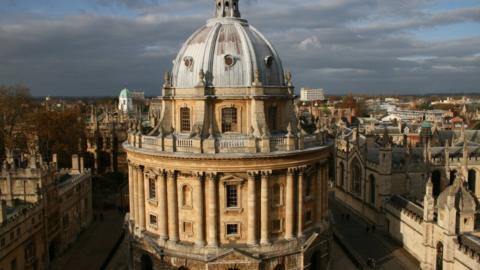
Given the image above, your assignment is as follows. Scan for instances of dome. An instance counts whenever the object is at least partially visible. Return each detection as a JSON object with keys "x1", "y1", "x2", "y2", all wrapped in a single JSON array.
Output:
[
  {"x1": 119, "y1": 88, "x2": 131, "y2": 98},
  {"x1": 436, "y1": 179, "x2": 478, "y2": 213},
  {"x1": 171, "y1": 0, "x2": 285, "y2": 89}
]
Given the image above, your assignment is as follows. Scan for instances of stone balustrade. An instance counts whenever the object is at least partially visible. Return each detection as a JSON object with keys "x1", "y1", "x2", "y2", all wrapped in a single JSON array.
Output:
[{"x1": 128, "y1": 131, "x2": 326, "y2": 154}]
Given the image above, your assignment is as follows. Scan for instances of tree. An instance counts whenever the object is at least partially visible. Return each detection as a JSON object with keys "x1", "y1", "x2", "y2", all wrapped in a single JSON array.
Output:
[{"x1": 0, "y1": 85, "x2": 32, "y2": 160}]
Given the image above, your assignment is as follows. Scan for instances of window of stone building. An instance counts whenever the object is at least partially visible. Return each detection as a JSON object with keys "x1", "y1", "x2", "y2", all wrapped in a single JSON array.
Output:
[
  {"x1": 272, "y1": 219, "x2": 283, "y2": 233},
  {"x1": 63, "y1": 215, "x2": 69, "y2": 228},
  {"x1": 267, "y1": 106, "x2": 277, "y2": 131},
  {"x1": 351, "y1": 163, "x2": 362, "y2": 195},
  {"x1": 370, "y1": 175, "x2": 376, "y2": 204},
  {"x1": 24, "y1": 241, "x2": 35, "y2": 263},
  {"x1": 149, "y1": 215, "x2": 157, "y2": 227},
  {"x1": 0, "y1": 238, "x2": 4, "y2": 247},
  {"x1": 183, "y1": 221, "x2": 194, "y2": 237},
  {"x1": 226, "y1": 185, "x2": 238, "y2": 208},
  {"x1": 305, "y1": 210, "x2": 313, "y2": 224},
  {"x1": 182, "y1": 185, "x2": 193, "y2": 208},
  {"x1": 226, "y1": 223, "x2": 239, "y2": 236},
  {"x1": 221, "y1": 107, "x2": 238, "y2": 133},
  {"x1": 10, "y1": 258, "x2": 17, "y2": 270},
  {"x1": 180, "y1": 107, "x2": 191, "y2": 132},
  {"x1": 305, "y1": 175, "x2": 313, "y2": 198},
  {"x1": 272, "y1": 184, "x2": 284, "y2": 206},
  {"x1": 148, "y1": 178, "x2": 156, "y2": 200}
]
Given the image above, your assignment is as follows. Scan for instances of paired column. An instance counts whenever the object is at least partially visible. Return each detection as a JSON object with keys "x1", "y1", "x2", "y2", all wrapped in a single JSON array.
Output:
[
  {"x1": 206, "y1": 173, "x2": 218, "y2": 247},
  {"x1": 195, "y1": 172, "x2": 205, "y2": 246},
  {"x1": 285, "y1": 168, "x2": 295, "y2": 240},
  {"x1": 167, "y1": 170, "x2": 179, "y2": 242},
  {"x1": 260, "y1": 170, "x2": 271, "y2": 245},
  {"x1": 247, "y1": 171, "x2": 258, "y2": 246},
  {"x1": 128, "y1": 163, "x2": 135, "y2": 223},
  {"x1": 137, "y1": 166, "x2": 146, "y2": 230},
  {"x1": 297, "y1": 167, "x2": 306, "y2": 238},
  {"x1": 317, "y1": 163, "x2": 325, "y2": 226},
  {"x1": 158, "y1": 171, "x2": 168, "y2": 240}
]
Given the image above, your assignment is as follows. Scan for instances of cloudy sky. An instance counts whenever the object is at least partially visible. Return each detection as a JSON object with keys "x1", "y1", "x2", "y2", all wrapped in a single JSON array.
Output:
[{"x1": 0, "y1": 0, "x2": 479, "y2": 96}]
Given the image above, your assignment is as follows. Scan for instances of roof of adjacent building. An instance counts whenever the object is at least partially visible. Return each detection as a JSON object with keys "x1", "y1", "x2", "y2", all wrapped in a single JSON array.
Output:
[{"x1": 119, "y1": 88, "x2": 131, "y2": 98}]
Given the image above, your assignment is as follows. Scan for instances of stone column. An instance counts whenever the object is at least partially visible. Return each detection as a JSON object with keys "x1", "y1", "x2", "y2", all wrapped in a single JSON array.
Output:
[
  {"x1": 285, "y1": 168, "x2": 295, "y2": 240},
  {"x1": 167, "y1": 170, "x2": 179, "y2": 242},
  {"x1": 297, "y1": 167, "x2": 306, "y2": 238},
  {"x1": 128, "y1": 163, "x2": 135, "y2": 222},
  {"x1": 137, "y1": 166, "x2": 146, "y2": 230},
  {"x1": 132, "y1": 165, "x2": 139, "y2": 226},
  {"x1": 158, "y1": 171, "x2": 168, "y2": 240},
  {"x1": 260, "y1": 170, "x2": 272, "y2": 245},
  {"x1": 316, "y1": 164, "x2": 324, "y2": 226},
  {"x1": 206, "y1": 173, "x2": 218, "y2": 247},
  {"x1": 195, "y1": 172, "x2": 205, "y2": 247},
  {"x1": 247, "y1": 171, "x2": 258, "y2": 246}
]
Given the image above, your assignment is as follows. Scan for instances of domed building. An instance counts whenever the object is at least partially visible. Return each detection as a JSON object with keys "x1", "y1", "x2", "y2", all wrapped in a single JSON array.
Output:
[{"x1": 125, "y1": 1, "x2": 332, "y2": 269}]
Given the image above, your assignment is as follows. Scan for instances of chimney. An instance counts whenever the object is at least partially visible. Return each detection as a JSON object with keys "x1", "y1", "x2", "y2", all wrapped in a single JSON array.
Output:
[
  {"x1": 0, "y1": 200, "x2": 6, "y2": 224},
  {"x1": 52, "y1": 154, "x2": 58, "y2": 170},
  {"x1": 71, "y1": 154, "x2": 80, "y2": 174}
]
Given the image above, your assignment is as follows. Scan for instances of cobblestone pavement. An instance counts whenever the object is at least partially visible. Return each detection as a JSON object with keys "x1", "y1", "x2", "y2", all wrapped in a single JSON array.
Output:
[
  {"x1": 51, "y1": 210, "x2": 125, "y2": 270},
  {"x1": 106, "y1": 235, "x2": 129, "y2": 270},
  {"x1": 331, "y1": 197, "x2": 421, "y2": 270},
  {"x1": 330, "y1": 240, "x2": 357, "y2": 270}
]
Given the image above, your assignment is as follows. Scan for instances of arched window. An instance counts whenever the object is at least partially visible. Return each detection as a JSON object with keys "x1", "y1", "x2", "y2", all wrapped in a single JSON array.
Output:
[
  {"x1": 369, "y1": 175, "x2": 376, "y2": 204},
  {"x1": 267, "y1": 106, "x2": 277, "y2": 131},
  {"x1": 221, "y1": 107, "x2": 238, "y2": 133},
  {"x1": 432, "y1": 170, "x2": 441, "y2": 197},
  {"x1": 180, "y1": 107, "x2": 191, "y2": 132},
  {"x1": 436, "y1": 242, "x2": 444, "y2": 270},
  {"x1": 182, "y1": 185, "x2": 192, "y2": 207},
  {"x1": 272, "y1": 184, "x2": 283, "y2": 206},
  {"x1": 351, "y1": 162, "x2": 362, "y2": 195},
  {"x1": 468, "y1": 169, "x2": 476, "y2": 193},
  {"x1": 140, "y1": 254, "x2": 153, "y2": 270}
]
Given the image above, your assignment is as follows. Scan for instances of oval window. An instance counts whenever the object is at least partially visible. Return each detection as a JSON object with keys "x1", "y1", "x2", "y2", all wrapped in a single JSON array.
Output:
[
  {"x1": 183, "y1": 56, "x2": 193, "y2": 70},
  {"x1": 225, "y1": 54, "x2": 235, "y2": 67}
]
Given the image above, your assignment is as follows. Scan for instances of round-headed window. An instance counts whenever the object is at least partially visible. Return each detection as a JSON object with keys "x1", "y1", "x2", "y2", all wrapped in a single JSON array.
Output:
[
  {"x1": 183, "y1": 56, "x2": 193, "y2": 70},
  {"x1": 224, "y1": 54, "x2": 235, "y2": 67}
]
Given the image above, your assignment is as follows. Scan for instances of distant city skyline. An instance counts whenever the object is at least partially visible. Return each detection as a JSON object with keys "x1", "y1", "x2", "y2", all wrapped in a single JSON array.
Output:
[{"x1": 0, "y1": 0, "x2": 479, "y2": 96}]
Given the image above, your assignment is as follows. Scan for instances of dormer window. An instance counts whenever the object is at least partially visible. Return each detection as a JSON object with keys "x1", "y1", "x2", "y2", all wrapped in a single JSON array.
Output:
[
  {"x1": 224, "y1": 54, "x2": 235, "y2": 67},
  {"x1": 265, "y1": 55, "x2": 273, "y2": 67}
]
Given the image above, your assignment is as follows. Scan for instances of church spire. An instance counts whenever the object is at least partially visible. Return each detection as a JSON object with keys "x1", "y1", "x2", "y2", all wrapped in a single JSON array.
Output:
[{"x1": 215, "y1": 0, "x2": 241, "y2": 18}]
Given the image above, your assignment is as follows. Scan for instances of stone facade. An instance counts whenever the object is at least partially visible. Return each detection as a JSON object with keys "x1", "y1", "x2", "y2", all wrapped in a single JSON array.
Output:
[
  {"x1": 335, "y1": 125, "x2": 480, "y2": 269},
  {"x1": 125, "y1": 1, "x2": 332, "y2": 269}
]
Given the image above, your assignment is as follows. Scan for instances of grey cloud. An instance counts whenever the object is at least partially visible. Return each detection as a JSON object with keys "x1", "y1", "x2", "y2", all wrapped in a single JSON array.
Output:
[{"x1": 0, "y1": 0, "x2": 479, "y2": 96}]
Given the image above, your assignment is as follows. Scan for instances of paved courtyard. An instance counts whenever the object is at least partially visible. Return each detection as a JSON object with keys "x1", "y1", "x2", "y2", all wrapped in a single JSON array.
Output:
[{"x1": 331, "y1": 196, "x2": 421, "y2": 270}]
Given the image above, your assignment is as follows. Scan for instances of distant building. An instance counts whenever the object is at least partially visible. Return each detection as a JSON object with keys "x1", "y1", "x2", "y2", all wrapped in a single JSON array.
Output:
[
  {"x1": 300, "y1": 88, "x2": 326, "y2": 102},
  {"x1": 0, "y1": 154, "x2": 93, "y2": 268},
  {"x1": 118, "y1": 88, "x2": 133, "y2": 113}
]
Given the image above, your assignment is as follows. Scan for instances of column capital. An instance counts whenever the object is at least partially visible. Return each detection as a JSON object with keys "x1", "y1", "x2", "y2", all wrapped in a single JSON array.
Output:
[
  {"x1": 247, "y1": 171, "x2": 260, "y2": 178},
  {"x1": 166, "y1": 170, "x2": 176, "y2": 177},
  {"x1": 191, "y1": 171, "x2": 205, "y2": 178},
  {"x1": 297, "y1": 165, "x2": 307, "y2": 175},
  {"x1": 205, "y1": 172, "x2": 218, "y2": 179},
  {"x1": 260, "y1": 170, "x2": 272, "y2": 176},
  {"x1": 287, "y1": 167, "x2": 296, "y2": 174}
]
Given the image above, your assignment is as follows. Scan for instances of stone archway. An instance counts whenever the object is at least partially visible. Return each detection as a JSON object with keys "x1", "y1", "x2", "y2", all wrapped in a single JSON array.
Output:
[
  {"x1": 436, "y1": 242, "x2": 444, "y2": 270},
  {"x1": 468, "y1": 169, "x2": 476, "y2": 193},
  {"x1": 431, "y1": 170, "x2": 441, "y2": 197},
  {"x1": 140, "y1": 254, "x2": 154, "y2": 270}
]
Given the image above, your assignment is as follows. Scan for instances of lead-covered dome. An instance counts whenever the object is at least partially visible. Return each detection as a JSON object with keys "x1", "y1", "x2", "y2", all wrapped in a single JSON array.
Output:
[{"x1": 171, "y1": 0, "x2": 285, "y2": 88}]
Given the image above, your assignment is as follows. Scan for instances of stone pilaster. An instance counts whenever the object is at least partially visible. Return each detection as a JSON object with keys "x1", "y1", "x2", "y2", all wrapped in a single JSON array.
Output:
[
  {"x1": 260, "y1": 170, "x2": 272, "y2": 245},
  {"x1": 137, "y1": 166, "x2": 146, "y2": 230},
  {"x1": 167, "y1": 170, "x2": 179, "y2": 242},
  {"x1": 247, "y1": 171, "x2": 258, "y2": 246},
  {"x1": 132, "y1": 165, "x2": 139, "y2": 227},
  {"x1": 194, "y1": 172, "x2": 205, "y2": 247},
  {"x1": 316, "y1": 164, "x2": 323, "y2": 227},
  {"x1": 297, "y1": 166, "x2": 306, "y2": 238},
  {"x1": 206, "y1": 172, "x2": 218, "y2": 247},
  {"x1": 285, "y1": 168, "x2": 295, "y2": 240},
  {"x1": 158, "y1": 170, "x2": 168, "y2": 240}
]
